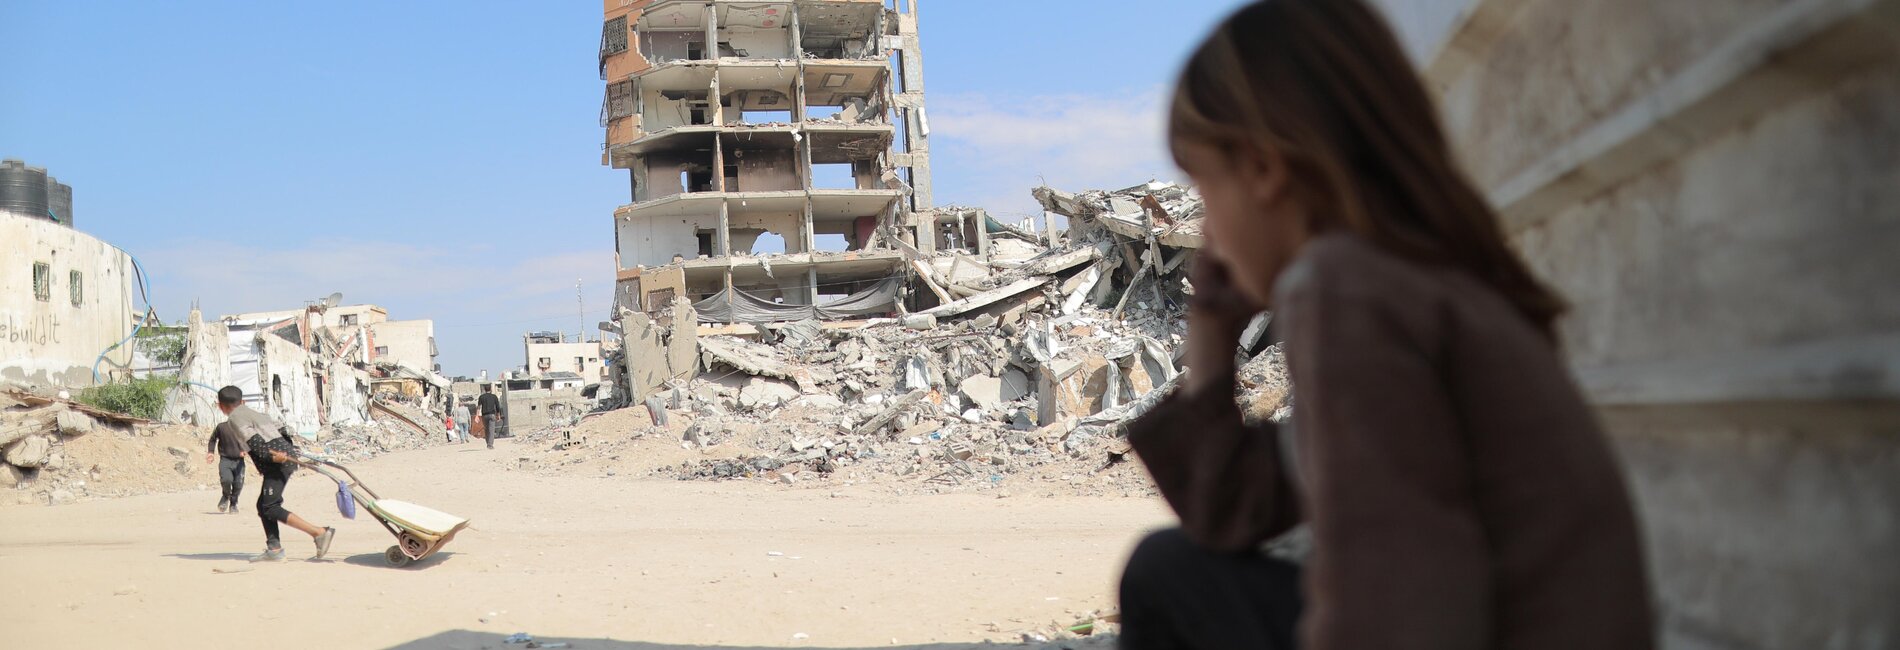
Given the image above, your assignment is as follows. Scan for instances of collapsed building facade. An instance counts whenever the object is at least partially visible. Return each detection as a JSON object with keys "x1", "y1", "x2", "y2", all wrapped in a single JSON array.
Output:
[{"x1": 165, "y1": 302, "x2": 452, "y2": 450}]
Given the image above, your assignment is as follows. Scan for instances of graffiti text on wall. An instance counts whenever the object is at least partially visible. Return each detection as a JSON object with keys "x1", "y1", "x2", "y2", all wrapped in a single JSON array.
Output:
[{"x1": 0, "y1": 312, "x2": 63, "y2": 347}]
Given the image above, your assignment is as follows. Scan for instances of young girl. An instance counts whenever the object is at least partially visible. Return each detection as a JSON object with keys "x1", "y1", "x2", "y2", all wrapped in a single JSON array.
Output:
[{"x1": 1118, "y1": 2, "x2": 1653, "y2": 648}]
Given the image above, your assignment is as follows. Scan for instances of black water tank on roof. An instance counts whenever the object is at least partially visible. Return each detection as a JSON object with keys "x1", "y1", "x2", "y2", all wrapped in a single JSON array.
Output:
[
  {"x1": 0, "y1": 159, "x2": 52, "y2": 222},
  {"x1": 46, "y1": 176, "x2": 73, "y2": 227}
]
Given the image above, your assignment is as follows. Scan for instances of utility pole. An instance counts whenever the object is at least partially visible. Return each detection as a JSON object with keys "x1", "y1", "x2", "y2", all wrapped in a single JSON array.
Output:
[{"x1": 576, "y1": 278, "x2": 585, "y2": 343}]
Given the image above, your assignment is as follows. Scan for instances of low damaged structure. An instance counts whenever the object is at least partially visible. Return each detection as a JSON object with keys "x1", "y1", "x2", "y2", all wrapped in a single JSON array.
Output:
[{"x1": 165, "y1": 302, "x2": 453, "y2": 443}]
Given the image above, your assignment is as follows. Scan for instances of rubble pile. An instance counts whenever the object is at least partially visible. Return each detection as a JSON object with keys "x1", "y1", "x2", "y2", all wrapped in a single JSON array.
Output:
[
  {"x1": 314, "y1": 398, "x2": 456, "y2": 464},
  {"x1": 526, "y1": 180, "x2": 1290, "y2": 496},
  {"x1": 0, "y1": 387, "x2": 218, "y2": 506},
  {"x1": 0, "y1": 380, "x2": 458, "y2": 507}
]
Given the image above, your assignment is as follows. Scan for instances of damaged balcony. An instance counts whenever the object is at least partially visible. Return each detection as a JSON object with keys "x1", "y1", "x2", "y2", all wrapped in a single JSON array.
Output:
[
  {"x1": 794, "y1": 0, "x2": 886, "y2": 61},
  {"x1": 606, "y1": 59, "x2": 892, "y2": 166},
  {"x1": 636, "y1": 1, "x2": 797, "y2": 65},
  {"x1": 622, "y1": 129, "x2": 895, "y2": 202}
]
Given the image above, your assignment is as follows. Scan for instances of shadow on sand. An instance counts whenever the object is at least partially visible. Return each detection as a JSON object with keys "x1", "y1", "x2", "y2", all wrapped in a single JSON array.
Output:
[
  {"x1": 164, "y1": 552, "x2": 256, "y2": 561},
  {"x1": 382, "y1": 630, "x2": 1116, "y2": 650},
  {"x1": 341, "y1": 550, "x2": 457, "y2": 570}
]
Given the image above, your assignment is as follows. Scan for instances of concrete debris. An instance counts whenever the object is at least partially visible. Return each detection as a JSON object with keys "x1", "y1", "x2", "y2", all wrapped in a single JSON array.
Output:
[
  {"x1": 524, "y1": 179, "x2": 1270, "y2": 498},
  {"x1": 5, "y1": 434, "x2": 53, "y2": 468},
  {"x1": 737, "y1": 378, "x2": 800, "y2": 411}
]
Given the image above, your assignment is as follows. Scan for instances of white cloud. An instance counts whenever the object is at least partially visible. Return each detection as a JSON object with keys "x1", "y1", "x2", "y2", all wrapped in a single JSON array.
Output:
[
  {"x1": 929, "y1": 89, "x2": 1182, "y2": 218},
  {"x1": 138, "y1": 238, "x2": 614, "y2": 377}
]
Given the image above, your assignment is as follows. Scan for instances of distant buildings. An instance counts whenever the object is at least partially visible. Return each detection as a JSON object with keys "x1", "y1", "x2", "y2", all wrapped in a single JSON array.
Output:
[{"x1": 522, "y1": 330, "x2": 609, "y2": 384}]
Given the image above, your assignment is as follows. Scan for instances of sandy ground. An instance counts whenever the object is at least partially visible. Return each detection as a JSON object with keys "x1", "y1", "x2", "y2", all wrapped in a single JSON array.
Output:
[{"x1": 0, "y1": 438, "x2": 1174, "y2": 649}]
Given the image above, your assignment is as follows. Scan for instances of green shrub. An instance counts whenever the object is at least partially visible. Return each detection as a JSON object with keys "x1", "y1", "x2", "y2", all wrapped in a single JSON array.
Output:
[
  {"x1": 76, "y1": 377, "x2": 175, "y2": 420},
  {"x1": 136, "y1": 330, "x2": 188, "y2": 366}
]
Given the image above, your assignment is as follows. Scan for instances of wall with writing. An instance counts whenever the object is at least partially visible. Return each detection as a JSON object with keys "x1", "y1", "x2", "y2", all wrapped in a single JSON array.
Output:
[{"x1": 0, "y1": 214, "x2": 136, "y2": 387}]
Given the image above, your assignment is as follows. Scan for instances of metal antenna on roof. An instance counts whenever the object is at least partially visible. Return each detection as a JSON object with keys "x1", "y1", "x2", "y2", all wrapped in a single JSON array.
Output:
[{"x1": 576, "y1": 278, "x2": 585, "y2": 343}]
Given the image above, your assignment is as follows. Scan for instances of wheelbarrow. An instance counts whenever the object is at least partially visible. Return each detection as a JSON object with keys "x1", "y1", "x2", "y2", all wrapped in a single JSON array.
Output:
[{"x1": 295, "y1": 454, "x2": 470, "y2": 567}]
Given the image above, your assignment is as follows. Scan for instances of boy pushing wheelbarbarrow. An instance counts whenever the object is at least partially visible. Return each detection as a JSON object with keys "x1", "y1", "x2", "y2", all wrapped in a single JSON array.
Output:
[{"x1": 212, "y1": 386, "x2": 336, "y2": 562}]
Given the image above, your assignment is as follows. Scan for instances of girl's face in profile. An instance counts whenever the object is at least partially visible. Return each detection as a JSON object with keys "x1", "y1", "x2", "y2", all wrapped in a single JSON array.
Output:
[{"x1": 1173, "y1": 138, "x2": 1307, "y2": 308}]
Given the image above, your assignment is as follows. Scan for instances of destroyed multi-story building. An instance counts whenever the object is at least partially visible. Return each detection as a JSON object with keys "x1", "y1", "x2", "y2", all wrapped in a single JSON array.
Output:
[{"x1": 599, "y1": 0, "x2": 937, "y2": 324}]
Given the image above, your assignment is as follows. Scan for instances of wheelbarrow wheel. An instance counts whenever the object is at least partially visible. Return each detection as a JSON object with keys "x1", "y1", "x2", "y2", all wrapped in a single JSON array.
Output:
[{"x1": 385, "y1": 545, "x2": 412, "y2": 568}]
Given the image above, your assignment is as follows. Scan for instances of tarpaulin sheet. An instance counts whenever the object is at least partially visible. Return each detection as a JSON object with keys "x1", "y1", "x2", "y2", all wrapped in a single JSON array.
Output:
[{"x1": 696, "y1": 276, "x2": 902, "y2": 324}]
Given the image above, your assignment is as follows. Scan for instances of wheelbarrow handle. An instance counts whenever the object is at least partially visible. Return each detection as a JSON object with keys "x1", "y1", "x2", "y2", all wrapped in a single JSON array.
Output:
[{"x1": 292, "y1": 453, "x2": 381, "y2": 501}]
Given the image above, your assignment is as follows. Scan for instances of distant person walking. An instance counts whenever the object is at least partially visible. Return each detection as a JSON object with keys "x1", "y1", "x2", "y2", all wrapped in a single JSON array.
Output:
[
  {"x1": 215, "y1": 386, "x2": 336, "y2": 562},
  {"x1": 456, "y1": 401, "x2": 473, "y2": 444},
  {"x1": 203, "y1": 414, "x2": 249, "y2": 514},
  {"x1": 477, "y1": 390, "x2": 502, "y2": 450}
]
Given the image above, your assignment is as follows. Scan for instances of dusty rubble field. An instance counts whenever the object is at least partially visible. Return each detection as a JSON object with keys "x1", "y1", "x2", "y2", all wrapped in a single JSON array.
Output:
[
  {"x1": 508, "y1": 404, "x2": 1160, "y2": 500},
  {"x1": 1, "y1": 400, "x2": 455, "y2": 509},
  {"x1": 0, "y1": 438, "x2": 1172, "y2": 649}
]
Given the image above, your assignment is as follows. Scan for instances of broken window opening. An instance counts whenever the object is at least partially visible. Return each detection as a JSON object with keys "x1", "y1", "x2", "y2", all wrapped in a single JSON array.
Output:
[
  {"x1": 340, "y1": 314, "x2": 358, "y2": 327},
  {"x1": 891, "y1": 112, "x2": 911, "y2": 153},
  {"x1": 722, "y1": 89, "x2": 792, "y2": 124},
  {"x1": 751, "y1": 231, "x2": 787, "y2": 255},
  {"x1": 68, "y1": 270, "x2": 83, "y2": 306},
  {"x1": 654, "y1": 90, "x2": 714, "y2": 128},
  {"x1": 813, "y1": 233, "x2": 851, "y2": 253},
  {"x1": 739, "y1": 110, "x2": 792, "y2": 125},
  {"x1": 723, "y1": 161, "x2": 740, "y2": 191},
  {"x1": 375, "y1": 346, "x2": 390, "y2": 357},
  {"x1": 638, "y1": 29, "x2": 706, "y2": 63},
  {"x1": 807, "y1": 97, "x2": 876, "y2": 124},
  {"x1": 687, "y1": 165, "x2": 716, "y2": 193},
  {"x1": 32, "y1": 262, "x2": 51, "y2": 301},
  {"x1": 696, "y1": 231, "x2": 716, "y2": 257},
  {"x1": 811, "y1": 163, "x2": 860, "y2": 190},
  {"x1": 892, "y1": 51, "x2": 908, "y2": 93}
]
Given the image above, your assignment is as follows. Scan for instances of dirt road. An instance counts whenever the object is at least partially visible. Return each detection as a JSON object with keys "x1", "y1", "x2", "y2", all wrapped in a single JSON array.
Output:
[{"x1": 0, "y1": 439, "x2": 1172, "y2": 649}]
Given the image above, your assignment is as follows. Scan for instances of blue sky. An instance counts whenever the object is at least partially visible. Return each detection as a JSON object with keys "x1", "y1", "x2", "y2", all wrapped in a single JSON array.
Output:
[{"x1": 1, "y1": 1, "x2": 1237, "y2": 377}]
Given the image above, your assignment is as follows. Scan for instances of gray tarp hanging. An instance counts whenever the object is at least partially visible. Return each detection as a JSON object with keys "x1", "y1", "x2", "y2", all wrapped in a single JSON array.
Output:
[{"x1": 695, "y1": 276, "x2": 903, "y2": 324}]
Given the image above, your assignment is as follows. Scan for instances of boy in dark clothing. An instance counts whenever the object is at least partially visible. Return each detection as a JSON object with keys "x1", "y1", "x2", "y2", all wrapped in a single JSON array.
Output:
[
  {"x1": 214, "y1": 386, "x2": 336, "y2": 562},
  {"x1": 203, "y1": 418, "x2": 250, "y2": 514}
]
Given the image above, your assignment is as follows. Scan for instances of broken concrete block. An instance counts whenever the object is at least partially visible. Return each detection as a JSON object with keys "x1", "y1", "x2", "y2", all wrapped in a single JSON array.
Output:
[
  {"x1": 902, "y1": 314, "x2": 938, "y2": 330},
  {"x1": 4, "y1": 435, "x2": 53, "y2": 469},
  {"x1": 55, "y1": 410, "x2": 94, "y2": 436},
  {"x1": 902, "y1": 357, "x2": 932, "y2": 391},
  {"x1": 794, "y1": 394, "x2": 845, "y2": 410},
  {"x1": 644, "y1": 396, "x2": 670, "y2": 426},
  {"x1": 0, "y1": 463, "x2": 25, "y2": 488},
  {"x1": 958, "y1": 375, "x2": 1005, "y2": 412},
  {"x1": 738, "y1": 378, "x2": 800, "y2": 411},
  {"x1": 1000, "y1": 369, "x2": 1032, "y2": 402},
  {"x1": 1036, "y1": 355, "x2": 1112, "y2": 424}
]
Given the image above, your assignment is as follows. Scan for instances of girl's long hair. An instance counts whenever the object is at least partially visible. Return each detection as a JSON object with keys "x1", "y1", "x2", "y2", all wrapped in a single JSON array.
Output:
[{"x1": 1171, "y1": 0, "x2": 1566, "y2": 339}]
